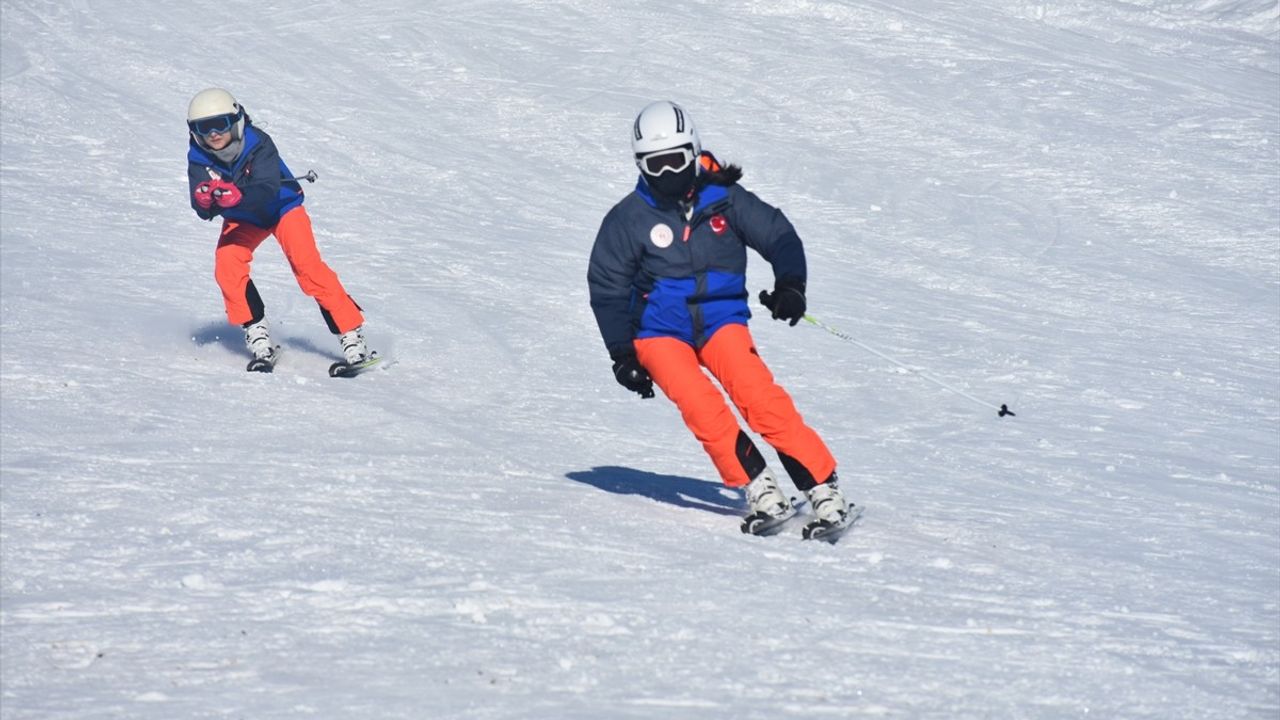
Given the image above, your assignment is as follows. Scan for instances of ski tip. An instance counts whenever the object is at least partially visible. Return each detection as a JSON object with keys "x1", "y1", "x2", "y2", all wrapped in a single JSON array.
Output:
[
  {"x1": 328, "y1": 355, "x2": 383, "y2": 378},
  {"x1": 245, "y1": 346, "x2": 281, "y2": 373},
  {"x1": 246, "y1": 357, "x2": 277, "y2": 373},
  {"x1": 802, "y1": 506, "x2": 863, "y2": 543},
  {"x1": 801, "y1": 521, "x2": 844, "y2": 543},
  {"x1": 740, "y1": 513, "x2": 767, "y2": 535},
  {"x1": 740, "y1": 508, "x2": 798, "y2": 537}
]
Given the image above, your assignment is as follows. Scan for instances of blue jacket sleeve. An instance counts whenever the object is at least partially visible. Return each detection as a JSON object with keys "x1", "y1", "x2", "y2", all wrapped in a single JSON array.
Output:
[
  {"x1": 727, "y1": 185, "x2": 807, "y2": 284},
  {"x1": 587, "y1": 206, "x2": 644, "y2": 358}
]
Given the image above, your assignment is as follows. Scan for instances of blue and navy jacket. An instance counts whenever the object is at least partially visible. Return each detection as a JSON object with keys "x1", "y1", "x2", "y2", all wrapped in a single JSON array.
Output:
[
  {"x1": 187, "y1": 123, "x2": 304, "y2": 228},
  {"x1": 588, "y1": 154, "x2": 807, "y2": 358}
]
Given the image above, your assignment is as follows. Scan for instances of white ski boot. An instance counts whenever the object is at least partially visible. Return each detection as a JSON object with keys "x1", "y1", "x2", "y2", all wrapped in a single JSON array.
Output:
[
  {"x1": 740, "y1": 468, "x2": 797, "y2": 536},
  {"x1": 802, "y1": 478, "x2": 860, "y2": 542},
  {"x1": 330, "y1": 326, "x2": 380, "y2": 377},
  {"x1": 339, "y1": 326, "x2": 371, "y2": 364},
  {"x1": 243, "y1": 320, "x2": 278, "y2": 372}
]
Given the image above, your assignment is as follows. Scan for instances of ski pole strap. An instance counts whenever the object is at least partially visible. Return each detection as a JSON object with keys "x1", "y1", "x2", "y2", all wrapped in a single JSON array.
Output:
[{"x1": 802, "y1": 314, "x2": 1014, "y2": 417}]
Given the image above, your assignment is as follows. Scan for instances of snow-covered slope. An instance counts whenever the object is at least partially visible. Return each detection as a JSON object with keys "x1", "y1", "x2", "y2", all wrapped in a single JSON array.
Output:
[{"x1": 2, "y1": 1, "x2": 1277, "y2": 718}]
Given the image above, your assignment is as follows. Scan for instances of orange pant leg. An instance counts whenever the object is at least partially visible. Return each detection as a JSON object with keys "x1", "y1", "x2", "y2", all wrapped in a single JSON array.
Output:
[
  {"x1": 635, "y1": 336, "x2": 753, "y2": 487},
  {"x1": 215, "y1": 220, "x2": 271, "y2": 326},
  {"x1": 699, "y1": 324, "x2": 837, "y2": 487},
  {"x1": 273, "y1": 207, "x2": 365, "y2": 333}
]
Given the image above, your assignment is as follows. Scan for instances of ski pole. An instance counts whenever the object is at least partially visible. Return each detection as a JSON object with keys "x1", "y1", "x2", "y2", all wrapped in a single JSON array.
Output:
[
  {"x1": 801, "y1": 313, "x2": 1015, "y2": 417},
  {"x1": 287, "y1": 170, "x2": 318, "y2": 183}
]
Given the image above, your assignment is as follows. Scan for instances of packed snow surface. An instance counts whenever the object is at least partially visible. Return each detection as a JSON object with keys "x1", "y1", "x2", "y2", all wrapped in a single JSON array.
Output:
[{"x1": 2, "y1": 1, "x2": 1277, "y2": 718}]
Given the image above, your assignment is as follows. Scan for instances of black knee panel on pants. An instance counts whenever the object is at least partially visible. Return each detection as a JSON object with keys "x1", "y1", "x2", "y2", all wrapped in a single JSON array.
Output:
[
  {"x1": 778, "y1": 451, "x2": 820, "y2": 492},
  {"x1": 319, "y1": 295, "x2": 363, "y2": 334},
  {"x1": 735, "y1": 431, "x2": 767, "y2": 481},
  {"x1": 243, "y1": 280, "x2": 265, "y2": 326}
]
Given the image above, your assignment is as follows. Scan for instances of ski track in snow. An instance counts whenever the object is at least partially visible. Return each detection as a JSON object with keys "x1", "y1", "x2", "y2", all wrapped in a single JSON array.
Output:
[{"x1": 1, "y1": 1, "x2": 1277, "y2": 718}]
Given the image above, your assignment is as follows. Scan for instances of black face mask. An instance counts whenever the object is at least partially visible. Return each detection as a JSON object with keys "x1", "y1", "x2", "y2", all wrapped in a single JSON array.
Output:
[{"x1": 645, "y1": 164, "x2": 697, "y2": 203}]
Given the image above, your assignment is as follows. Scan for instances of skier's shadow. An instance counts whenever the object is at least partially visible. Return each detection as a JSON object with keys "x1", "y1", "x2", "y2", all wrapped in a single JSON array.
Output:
[
  {"x1": 565, "y1": 466, "x2": 742, "y2": 516},
  {"x1": 191, "y1": 323, "x2": 246, "y2": 356},
  {"x1": 280, "y1": 335, "x2": 336, "y2": 360},
  {"x1": 190, "y1": 323, "x2": 334, "y2": 360}
]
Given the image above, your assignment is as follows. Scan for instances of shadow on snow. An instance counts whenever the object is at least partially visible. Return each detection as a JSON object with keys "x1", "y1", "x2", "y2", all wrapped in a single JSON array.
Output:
[
  {"x1": 191, "y1": 322, "x2": 337, "y2": 360},
  {"x1": 191, "y1": 322, "x2": 246, "y2": 357},
  {"x1": 565, "y1": 466, "x2": 743, "y2": 516}
]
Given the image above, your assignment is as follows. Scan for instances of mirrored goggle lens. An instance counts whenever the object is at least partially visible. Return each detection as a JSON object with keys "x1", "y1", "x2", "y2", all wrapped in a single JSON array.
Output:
[
  {"x1": 638, "y1": 147, "x2": 694, "y2": 176},
  {"x1": 190, "y1": 113, "x2": 238, "y2": 136}
]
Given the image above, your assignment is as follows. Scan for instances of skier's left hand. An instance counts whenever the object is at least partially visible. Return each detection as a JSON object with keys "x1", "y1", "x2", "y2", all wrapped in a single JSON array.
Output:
[
  {"x1": 759, "y1": 277, "x2": 806, "y2": 326},
  {"x1": 210, "y1": 178, "x2": 242, "y2": 208},
  {"x1": 611, "y1": 351, "x2": 655, "y2": 399}
]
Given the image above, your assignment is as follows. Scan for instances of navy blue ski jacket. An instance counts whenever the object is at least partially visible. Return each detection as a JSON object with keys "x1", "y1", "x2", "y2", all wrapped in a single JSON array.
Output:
[
  {"x1": 588, "y1": 155, "x2": 807, "y2": 358},
  {"x1": 187, "y1": 124, "x2": 304, "y2": 227}
]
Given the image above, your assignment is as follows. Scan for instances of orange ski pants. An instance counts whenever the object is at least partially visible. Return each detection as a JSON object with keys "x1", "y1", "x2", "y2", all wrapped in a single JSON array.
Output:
[
  {"x1": 635, "y1": 323, "x2": 836, "y2": 488},
  {"x1": 214, "y1": 206, "x2": 364, "y2": 333}
]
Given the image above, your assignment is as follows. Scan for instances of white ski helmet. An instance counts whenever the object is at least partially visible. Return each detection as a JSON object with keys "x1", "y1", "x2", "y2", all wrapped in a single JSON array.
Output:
[
  {"x1": 631, "y1": 101, "x2": 701, "y2": 160},
  {"x1": 187, "y1": 87, "x2": 245, "y2": 143}
]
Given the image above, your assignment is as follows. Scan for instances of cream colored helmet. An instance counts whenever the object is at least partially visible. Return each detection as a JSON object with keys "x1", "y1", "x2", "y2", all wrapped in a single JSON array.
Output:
[{"x1": 187, "y1": 88, "x2": 245, "y2": 144}]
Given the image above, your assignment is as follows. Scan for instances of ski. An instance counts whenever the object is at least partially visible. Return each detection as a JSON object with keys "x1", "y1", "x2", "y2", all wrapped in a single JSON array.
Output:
[
  {"x1": 328, "y1": 354, "x2": 382, "y2": 378},
  {"x1": 801, "y1": 504, "x2": 864, "y2": 544},
  {"x1": 245, "y1": 347, "x2": 281, "y2": 373}
]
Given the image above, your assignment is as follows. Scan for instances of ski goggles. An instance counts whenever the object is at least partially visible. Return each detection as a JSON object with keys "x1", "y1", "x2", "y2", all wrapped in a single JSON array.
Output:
[
  {"x1": 636, "y1": 145, "x2": 696, "y2": 177},
  {"x1": 188, "y1": 110, "x2": 241, "y2": 137}
]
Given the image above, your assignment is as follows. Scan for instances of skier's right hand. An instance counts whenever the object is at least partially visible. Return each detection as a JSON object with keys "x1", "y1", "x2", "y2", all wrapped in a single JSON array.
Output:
[
  {"x1": 611, "y1": 351, "x2": 655, "y2": 399},
  {"x1": 193, "y1": 181, "x2": 215, "y2": 209}
]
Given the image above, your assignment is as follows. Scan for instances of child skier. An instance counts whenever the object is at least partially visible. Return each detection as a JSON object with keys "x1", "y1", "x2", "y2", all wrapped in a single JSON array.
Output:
[
  {"x1": 587, "y1": 101, "x2": 858, "y2": 539},
  {"x1": 185, "y1": 87, "x2": 376, "y2": 373}
]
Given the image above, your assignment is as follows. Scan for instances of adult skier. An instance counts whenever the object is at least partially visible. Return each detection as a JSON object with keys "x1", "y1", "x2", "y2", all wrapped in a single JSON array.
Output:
[
  {"x1": 587, "y1": 101, "x2": 857, "y2": 538},
  {"x1": 185, "y1": 87, "x2": 376, "y2": 373}
]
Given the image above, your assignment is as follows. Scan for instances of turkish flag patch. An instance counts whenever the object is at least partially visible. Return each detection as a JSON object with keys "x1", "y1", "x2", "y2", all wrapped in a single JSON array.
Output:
[{"x1": 710, "y1": 214, "x2": 728, "y2": 235}]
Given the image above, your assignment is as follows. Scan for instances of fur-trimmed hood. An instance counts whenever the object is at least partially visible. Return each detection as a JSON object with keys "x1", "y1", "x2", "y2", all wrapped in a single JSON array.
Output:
[{"x1": 696, "y1": 150, "x2": 743, "y2": 188}]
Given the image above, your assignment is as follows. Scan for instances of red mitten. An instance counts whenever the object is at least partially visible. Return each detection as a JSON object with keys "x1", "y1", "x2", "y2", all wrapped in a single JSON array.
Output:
[
  {"x1": 210, "y1": 178, "x2": 242, "y2": 208},
  {"x1": 193, "y1": 181, "x2": 214, "y2": 209}
]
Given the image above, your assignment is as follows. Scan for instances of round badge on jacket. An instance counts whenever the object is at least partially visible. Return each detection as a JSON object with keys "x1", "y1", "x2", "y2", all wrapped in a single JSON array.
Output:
[{"x1": 650, "y1": 223, "x2": 674, "y2": 248}]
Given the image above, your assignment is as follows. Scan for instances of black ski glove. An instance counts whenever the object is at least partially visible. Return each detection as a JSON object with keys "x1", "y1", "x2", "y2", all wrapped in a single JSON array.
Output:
[
  {"x1": 759, "y1": 277, "x2": 807, "y2": 326},
  {"x1": 611, "y1": 350, "x2": 655, "y2": 399}
]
